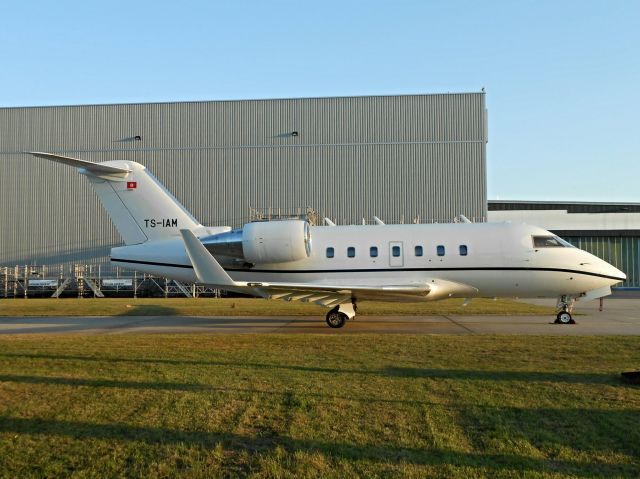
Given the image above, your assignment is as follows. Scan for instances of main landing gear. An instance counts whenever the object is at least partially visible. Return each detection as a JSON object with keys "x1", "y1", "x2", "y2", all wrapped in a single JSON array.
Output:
[
  {"x1": 555, "y1": 295, "x2": 576, "y2": 324},
  {"x1": 325, "y1": 303, "x2": 357, "y2": 329}
]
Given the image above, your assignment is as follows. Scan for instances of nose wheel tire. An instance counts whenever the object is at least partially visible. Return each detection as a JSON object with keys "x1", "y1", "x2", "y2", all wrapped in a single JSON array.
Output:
[
  {"x1": 326, "y1": 310, "x2": 347, "y2": 328},
  {"x1": 555, "y1": 311, "x2": 574, "y2": 324}
]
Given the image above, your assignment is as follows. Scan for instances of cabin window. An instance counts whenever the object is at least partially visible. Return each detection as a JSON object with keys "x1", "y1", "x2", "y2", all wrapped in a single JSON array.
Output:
[
  {"x1": 414, "y1": 245, "x2": 423, "y2": 257},
  {"x1": 437, "y1": 245, "x2": 445, "y2": 256},
  {"x1": 326, "y1": 247, "x2": 334, "y2": 258},
  {"x1": 347, "y1": 246, "x2": 356, "y2": 258},
  {"x1": 459, "y1": 245, "x2": 468, "y2": 256},
  {"x1": 392, "y1": 245, "x2": 401, "y2": 257},
  {"x1": 370, "y1": 246, "x2": 378, "y2": 257},
  {"x1": 532, "y1": 235, "x2": 572, "y2": 248}
]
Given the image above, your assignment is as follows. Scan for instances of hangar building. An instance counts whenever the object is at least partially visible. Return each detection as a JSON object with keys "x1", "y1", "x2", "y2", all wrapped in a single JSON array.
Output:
[
  {"x1": 489, "y1": 201, "x2": 640, "y2": 289},
  {"x1": 0, "y1": 93, "x2": 488, "y2": 272}
]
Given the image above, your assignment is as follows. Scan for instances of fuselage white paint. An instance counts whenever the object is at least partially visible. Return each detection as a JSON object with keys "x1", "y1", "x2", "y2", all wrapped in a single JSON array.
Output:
[{"x1": 112, "y1": 222, "x2": 625, "y2": 300}]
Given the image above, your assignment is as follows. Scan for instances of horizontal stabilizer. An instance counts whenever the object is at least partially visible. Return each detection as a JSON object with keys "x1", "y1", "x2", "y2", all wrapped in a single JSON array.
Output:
[{"x1": 27, "y1": 152, "x2": 130, "y2": 176}]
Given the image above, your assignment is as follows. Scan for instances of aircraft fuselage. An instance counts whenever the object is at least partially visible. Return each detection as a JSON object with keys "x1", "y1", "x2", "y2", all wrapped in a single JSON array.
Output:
[{"x1": 111, "y1": 221, "x2": 624, "y2": 301}]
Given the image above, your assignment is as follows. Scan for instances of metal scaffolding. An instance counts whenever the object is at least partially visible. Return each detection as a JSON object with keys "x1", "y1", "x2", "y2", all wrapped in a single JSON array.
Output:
[{"x1": 0, "y1": 264, "x2": 221, "y2": 299}]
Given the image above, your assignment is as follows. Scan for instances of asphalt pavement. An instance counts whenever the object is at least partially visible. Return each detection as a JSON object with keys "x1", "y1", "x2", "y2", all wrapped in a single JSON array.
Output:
[{"x1": 0, "y1": 296, "x2": 638, "y2": 335}]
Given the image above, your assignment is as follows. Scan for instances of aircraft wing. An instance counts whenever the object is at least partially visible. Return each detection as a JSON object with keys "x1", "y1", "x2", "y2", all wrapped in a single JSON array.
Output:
[
  {"x1": 246, "y1": 279, "x2": 476, "y2": 307},
  {"x1": 180, "y1": 229, "x2": 477, "y2": 307}
]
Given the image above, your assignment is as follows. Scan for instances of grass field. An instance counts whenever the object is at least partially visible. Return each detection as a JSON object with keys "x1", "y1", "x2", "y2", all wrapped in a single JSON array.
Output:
[
  {"x1": 0, "y1": 297, "x2": 553, "y2": 317},
  {"x1": 0, "y1": 334, "x2": 638, "y2": 478}
]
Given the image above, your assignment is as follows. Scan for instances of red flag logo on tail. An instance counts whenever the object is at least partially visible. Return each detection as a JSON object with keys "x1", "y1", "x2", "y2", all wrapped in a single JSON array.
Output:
[{"x1": 127, "y1": 181, "x2": 137, "y2": 189}]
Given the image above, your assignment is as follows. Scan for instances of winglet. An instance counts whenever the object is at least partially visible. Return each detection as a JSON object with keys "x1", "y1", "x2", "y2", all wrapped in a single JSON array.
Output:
[
  {"x1": 27, "y1": 151, "x2": 131, "y2": 176},
  {"x1": 180, "y1": 229, "x2": 237, "y2": 286}
]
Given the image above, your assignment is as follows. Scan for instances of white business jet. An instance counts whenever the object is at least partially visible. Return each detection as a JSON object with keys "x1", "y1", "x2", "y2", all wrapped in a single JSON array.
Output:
[{"x1": 29, "y1": 152, "x2": 626, "y2": 328}]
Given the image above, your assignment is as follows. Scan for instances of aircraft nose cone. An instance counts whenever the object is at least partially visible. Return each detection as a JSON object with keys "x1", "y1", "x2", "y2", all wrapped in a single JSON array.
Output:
[
  {"x1": 599, "y1": 258, "x2": 626, "y2": 282},
  {"x1": 609, "y1": 265, "x2": 627, "y2": 282}
]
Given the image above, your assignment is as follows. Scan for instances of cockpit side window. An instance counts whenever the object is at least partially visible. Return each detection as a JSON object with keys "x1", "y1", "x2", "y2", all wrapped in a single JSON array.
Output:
[{"x1": 532, "y1": 235, "x2": 573, "y2": 248}]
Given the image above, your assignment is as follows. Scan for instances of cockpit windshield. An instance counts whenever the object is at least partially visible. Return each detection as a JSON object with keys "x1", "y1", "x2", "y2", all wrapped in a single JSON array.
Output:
[{"x1": 532, "y1": 235, "x2": 574, "y2": 248}]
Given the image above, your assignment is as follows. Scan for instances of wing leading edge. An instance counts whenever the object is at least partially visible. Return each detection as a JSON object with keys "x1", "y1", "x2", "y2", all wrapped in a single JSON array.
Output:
[{"x1": 180, "y1": 229, "x2": 478, "y2": 307}]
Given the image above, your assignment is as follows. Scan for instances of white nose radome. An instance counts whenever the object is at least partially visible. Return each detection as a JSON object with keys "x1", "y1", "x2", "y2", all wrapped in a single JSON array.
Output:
[
  {"x1": 580, "y1": 251, "x2": 626, "y2": 283},
  {"x1": 595, "y1": 256, "x2": 626, "y2": 283},
  {"x1": 607, "y1": 264, "x2": 626, "y2": 282}
]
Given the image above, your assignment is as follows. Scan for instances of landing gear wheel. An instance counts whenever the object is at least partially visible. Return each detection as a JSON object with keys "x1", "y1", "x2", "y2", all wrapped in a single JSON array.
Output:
[
  {"x1": 555, "y1": 311, "x2": 574, "y2": 324},
  {"x1": 326, "y1": 309, "x2": 347, "y2": 328}
]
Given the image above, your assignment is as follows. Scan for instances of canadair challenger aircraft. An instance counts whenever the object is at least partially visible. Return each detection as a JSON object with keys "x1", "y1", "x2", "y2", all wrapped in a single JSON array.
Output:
[{"x1": 29, "y1": 152, "x2": 626, "y2": 328}]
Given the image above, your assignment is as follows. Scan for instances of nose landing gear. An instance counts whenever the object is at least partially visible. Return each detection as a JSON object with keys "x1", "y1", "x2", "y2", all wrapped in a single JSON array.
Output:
[{"x1": 555, "y1": 295, "x2": 576, "y2": 324}]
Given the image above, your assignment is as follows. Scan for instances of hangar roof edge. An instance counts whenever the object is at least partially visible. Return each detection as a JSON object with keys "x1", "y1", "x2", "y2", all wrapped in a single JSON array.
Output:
[
  {"x1": 0, "y1": 91, "x2": 486, "y2": 111},
  {"x1": 489, "y1": 200, "x2": 640, "y2": 214}
]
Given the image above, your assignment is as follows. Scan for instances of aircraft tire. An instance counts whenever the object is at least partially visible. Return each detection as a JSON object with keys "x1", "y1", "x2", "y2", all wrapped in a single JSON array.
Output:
[
  {"x1": 326, "y1": 310, "x2": 347, "y2": 328},
  {"x1": 556, "y1": 311, "x2": 574, "y2": 324}
]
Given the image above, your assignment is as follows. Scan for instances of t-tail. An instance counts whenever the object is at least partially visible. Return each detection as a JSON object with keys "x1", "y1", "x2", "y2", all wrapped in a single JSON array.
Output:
[{"x1": 28, "y1": 152, "x2": 207, "y2": 245}]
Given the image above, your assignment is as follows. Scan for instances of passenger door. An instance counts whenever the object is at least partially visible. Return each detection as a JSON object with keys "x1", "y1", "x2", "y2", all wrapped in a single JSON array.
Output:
[{"x1": 389, "y1": 241, "x2": 404, "y2": 267}]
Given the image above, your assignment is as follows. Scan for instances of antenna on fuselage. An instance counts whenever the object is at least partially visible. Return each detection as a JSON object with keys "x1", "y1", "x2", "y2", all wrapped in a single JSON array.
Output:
[
  {"x1": 373, "y1": 216, "x2": 385, "y2": 225},
  {"x1": 324, "y1": 218, "x2": 336, "y2": 226},
  {"x1": 458, "y1": 214, "x2": 472, "y2": 224}
]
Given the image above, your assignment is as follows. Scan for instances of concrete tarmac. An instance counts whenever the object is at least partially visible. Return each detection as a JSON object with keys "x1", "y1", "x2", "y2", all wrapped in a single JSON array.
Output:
[{"x1": 0, "y1": 297, "x2": 638, "y2": 335}]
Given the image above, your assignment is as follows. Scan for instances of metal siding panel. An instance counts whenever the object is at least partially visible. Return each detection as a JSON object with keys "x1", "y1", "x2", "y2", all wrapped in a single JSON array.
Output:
[{"x1": 0, "y1": 93, "x2": 486, "y2": 272}]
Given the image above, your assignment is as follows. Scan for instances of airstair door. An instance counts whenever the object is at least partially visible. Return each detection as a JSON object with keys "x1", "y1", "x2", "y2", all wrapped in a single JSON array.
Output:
[{"x1": 389, "y1": 241, "x2": 404, "y2": 267}]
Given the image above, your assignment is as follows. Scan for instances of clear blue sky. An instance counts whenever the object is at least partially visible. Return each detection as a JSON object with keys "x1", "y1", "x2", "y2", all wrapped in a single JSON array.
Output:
[{"x1": 1, "y1": 0, "x2": 638, "y2": 202}]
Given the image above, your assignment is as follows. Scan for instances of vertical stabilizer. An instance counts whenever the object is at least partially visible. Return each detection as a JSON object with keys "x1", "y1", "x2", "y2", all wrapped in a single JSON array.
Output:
[{"x1": 28, "y1": 152, "x2": 204, "y2": 245}]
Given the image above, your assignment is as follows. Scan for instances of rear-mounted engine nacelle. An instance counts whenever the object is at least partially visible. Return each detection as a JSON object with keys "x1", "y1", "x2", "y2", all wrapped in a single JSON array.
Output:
[
  {"x1": 242, "y1": 220, "x2": 311, "y2": 264},
  {"x1": 201, "y1": 220, "x2": 312, "y2": 265}
]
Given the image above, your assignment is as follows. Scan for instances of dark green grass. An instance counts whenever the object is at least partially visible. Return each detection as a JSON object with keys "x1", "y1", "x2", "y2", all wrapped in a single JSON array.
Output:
[{"x1": 0, "y1": 334, "x2": 638, "y2": 478}]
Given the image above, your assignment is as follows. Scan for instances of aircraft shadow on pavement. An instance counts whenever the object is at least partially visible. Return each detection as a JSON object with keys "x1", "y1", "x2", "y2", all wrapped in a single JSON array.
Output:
[
  {"x1": 114, "y1": 305, "x2": 178, "y2": 316},
  {"x1": 0, "y1": 314, "x2": 325, "y2": 334},
  {"x1": 0, "y1": 314, "x2": 173, "y2": 335}
]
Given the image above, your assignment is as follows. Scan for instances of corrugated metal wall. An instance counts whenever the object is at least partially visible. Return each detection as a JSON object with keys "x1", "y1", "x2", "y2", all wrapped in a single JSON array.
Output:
[
  {"x1": 0, "y1": 93, "x2": 487, "y2": 270},
  {"x1": 490, "y1": 201, "x2": 640, "y2": 214}
]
